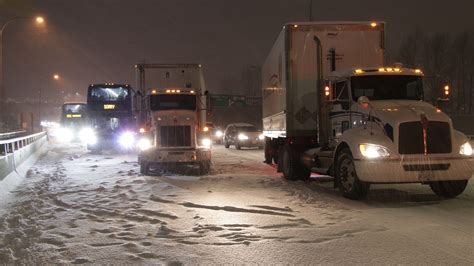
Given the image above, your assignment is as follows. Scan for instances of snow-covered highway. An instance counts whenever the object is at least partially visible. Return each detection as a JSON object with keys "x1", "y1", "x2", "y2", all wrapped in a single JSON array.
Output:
[{"x1": 0, "y1": 143, "x2": 472, "y2": 264}]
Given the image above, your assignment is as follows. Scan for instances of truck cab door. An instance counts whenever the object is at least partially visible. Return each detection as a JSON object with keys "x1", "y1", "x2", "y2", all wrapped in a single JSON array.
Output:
[{"x1": 329, "y1": 80, "x2": 351, "y2": 139}]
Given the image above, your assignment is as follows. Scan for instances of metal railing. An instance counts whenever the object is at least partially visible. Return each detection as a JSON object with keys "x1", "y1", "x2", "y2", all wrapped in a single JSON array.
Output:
[
  {"x1": 0, "y1": 130, "x2": 27, "y2": 141},
  {"x1": 0, "y1": 131, "x2": 46, "y2": 156}
]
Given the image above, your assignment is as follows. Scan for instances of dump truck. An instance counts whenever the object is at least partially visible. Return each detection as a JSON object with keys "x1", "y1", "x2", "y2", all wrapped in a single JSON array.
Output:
[
  {"x1": 135, "y1": 64, "x2": 211, "y2": 174},
  {"x1": 262, "y1": 21, "x2": 473, "y2": 199}
]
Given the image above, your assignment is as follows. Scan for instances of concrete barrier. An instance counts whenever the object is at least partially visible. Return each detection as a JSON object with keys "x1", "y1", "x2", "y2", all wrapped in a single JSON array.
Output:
[{"x1": 0, "y1": 132, "x2": 47, "y2": 181}]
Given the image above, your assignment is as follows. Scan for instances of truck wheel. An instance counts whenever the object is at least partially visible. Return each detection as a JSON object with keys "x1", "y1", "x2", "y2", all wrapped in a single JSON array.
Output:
[
  {"x1": 264, "y1": 138, "x2": 273, "y2": 164},
  {"x1": 236, "y1": 142, "x2": 241, "y2": 150},
  {"x1": 140, "y1": 161, "x2": 149, "y2": 175},
  {"x1": 199, "y1": 161, "x2": 211, "y2": 175},
  {"x1": 282, "y1": 145, "x2": 310, "y2": 181},
  {"x1": 335, "y1": 148, "x2": 370, "y2": 200},
  {"x1": 429, "y1": 180, "x2": 468, "y2": 198},
  {"x1": 224, "y1": 141, "x2": 230, "y2": 148}
]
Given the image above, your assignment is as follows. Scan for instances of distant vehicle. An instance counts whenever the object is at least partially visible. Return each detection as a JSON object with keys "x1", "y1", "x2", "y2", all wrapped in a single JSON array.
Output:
[
  {"x1": 136, "y1": 64, "x2": 211, "y2": 174},
  {"x1": 262, "y1": 21, "x2": 473, "y2": 200},
  {"x1": 204, "y1": 122, "x2": 223, "y2": 144},
  {"x1": 54, "y1": 103, "x2": 88, "y2": 142},
  {"x1": 223, "y1": 123, "x2": 264, "y2": 150},
  {"x1": 85, "y1": 83, "x2": 137, "y2": 152}
]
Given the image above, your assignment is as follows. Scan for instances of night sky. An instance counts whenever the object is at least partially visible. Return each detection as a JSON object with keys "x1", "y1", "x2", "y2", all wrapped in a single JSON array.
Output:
[{"x1": 1, "y1": 0, "x2": 473, "y2": 100}]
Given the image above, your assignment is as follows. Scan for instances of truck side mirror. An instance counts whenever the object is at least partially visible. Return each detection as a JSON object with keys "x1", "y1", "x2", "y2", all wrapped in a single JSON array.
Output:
[{"x1": 357, "y1": 96, "x2": 370, "y2": 109}]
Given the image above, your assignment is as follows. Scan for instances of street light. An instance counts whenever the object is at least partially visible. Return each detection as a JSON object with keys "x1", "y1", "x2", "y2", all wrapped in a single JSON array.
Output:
[
  {"x1": 53, "y1": 74, "x2": 59, "y2": 80},
  {"x1": 0, "y1": 16, "x2": 46, "y2": 129}
]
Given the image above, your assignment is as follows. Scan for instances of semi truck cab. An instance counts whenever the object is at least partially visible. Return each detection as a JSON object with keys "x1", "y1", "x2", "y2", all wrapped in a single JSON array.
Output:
[
  {"x1": 307, "y1": 67, "x2": 473, "y2": 199},
  {"x1": 137, "y1": 88, "x2": 211, "y2": 174}
]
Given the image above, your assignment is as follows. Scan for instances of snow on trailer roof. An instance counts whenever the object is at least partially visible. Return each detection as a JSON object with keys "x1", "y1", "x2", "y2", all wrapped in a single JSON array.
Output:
[{"x1": 329, "y1": 67, "x2": 424, "y2": 79}]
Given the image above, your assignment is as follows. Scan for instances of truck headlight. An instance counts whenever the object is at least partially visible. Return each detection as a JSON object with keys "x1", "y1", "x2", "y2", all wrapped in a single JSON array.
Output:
[
  {"x1": 359, "y1": 143, "x2": 390, "y2": 159},
  {"x1": 138, "y1": 138, "x2": 152, "y2": 151},
  {"x1": 459, "y1": 142, "x2": 472, "y2": 156},
  {"x1": 238, "y1": 133, "x2": 248, "y2": 140},
  {"x1": 79, "y1": 128, "x2": 97, "y2": 145},
  {"x1": 215, "y1": 130, "x2": 223, "y2": 137},
  {"x1": 118, "y1": 131, "x2": 135, "y2": 149},
  {"x1": 202, "y1": 138, "x2": 212, "y2": 148},
  {"x1": 258, "y1": 134, "x2": 264, "y2": 140}
]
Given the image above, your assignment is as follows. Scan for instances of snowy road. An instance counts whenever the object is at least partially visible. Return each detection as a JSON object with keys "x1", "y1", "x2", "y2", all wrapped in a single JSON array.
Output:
[{"x1": 0, "y1": 143, "x2": 473, "y2": 264}]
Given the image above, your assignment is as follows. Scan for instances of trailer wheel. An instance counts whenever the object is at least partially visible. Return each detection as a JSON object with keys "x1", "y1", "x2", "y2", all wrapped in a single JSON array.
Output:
[
  {"x1": 264, "y1": 140, "x2": 273, "y2": 164},
  {"x1": 429, "y1": 180, "x2": 468, "y2": 198},
  {"x1": 335, "y1": 148, "x2": 370, "y2": 200},
  {"x1": 282, "y1": 145, "x2": 310, "y2": 181},
  {"x1": 140, "y1": 161, "x2": 149, "y2": 175}
]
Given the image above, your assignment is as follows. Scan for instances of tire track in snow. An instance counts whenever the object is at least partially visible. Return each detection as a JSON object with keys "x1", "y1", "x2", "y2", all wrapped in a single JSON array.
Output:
[{"x1": 180, "y1": 202, "x2": 295, "y2": 217}]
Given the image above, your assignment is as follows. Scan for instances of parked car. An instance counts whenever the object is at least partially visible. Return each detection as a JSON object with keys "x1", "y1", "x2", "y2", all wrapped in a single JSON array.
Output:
[{"x1": 223, "y1": 123, "x2": 264, "y2": 149}]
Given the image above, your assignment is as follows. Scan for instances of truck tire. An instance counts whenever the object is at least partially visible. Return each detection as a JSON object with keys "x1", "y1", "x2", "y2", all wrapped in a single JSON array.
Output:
[
  {"x1": 264, "y1": 138, "x2": 274, "y2": 164},
  {"x1": 199, "y1": 161, "x2": 211, "y2": 175},
  {"x1": 224, "y1": 141, "x2": 230, "y2": 148},
  {"x1": 282, "y1": 145, "x2": 310, "y2": 181},
  {"x1": 335, "y1": 148, "x2": 370, "y2": 200},
  {"x1": 429, "y1": 180, "x2": 468, "y2": 198},
  {"x1": 140, "y1": 161, "x2": 150, "y2": 175},
  {"x1": 236, "y1": 142, "x2": 241, "y2": 150}
]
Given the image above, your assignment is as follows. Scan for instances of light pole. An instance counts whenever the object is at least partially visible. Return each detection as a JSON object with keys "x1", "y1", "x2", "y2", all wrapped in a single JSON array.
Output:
[{"x1": 0, "y1": 16, "x2": 45, "y2": 129}]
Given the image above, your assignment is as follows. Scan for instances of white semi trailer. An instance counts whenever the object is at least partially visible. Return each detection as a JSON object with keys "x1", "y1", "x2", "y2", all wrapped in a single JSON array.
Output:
[
  {"x1": 136, "y1": 64, "x2": 211, "y2": 175},
  {"x1": 262, "y1": 22, "x2": 473, "y2": 199}
]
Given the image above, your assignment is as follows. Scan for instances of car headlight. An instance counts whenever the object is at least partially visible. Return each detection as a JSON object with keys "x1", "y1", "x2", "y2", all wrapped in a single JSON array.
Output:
[
  {"x1": 118, "y1": 131, "x2": 135, "y2": 149},
  {"x1": 359, "y1": 143, "x2": 390, "y2": 159},
  {"x1": 258, "y1": 134, "x2": 264, "y2": 140},
  {"x1": 238, "y1": 133, "x2": 249, "y2": 140},
  {"x1": 79, "y1": 128, "x2": 97, "y2": 145},
  {"x1": 202, "y1": 138, "x2": 212, "y2": 148},
  {"x1": 138, "y1": 138, "x2": 152, "y2": 151},
  {"x1": 56, "y1": 127, "x2": 73, "y2": 142},
  {"x1": 215, "y1": 130, "x2": 223, "y2": 137},
  {"x1": 459, "y1": 141, "x2": 472, "y2": 156}
]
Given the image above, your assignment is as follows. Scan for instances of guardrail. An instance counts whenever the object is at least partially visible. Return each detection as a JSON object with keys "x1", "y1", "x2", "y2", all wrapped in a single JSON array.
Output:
[
  {"x1": 0, "y1": 131, "x2": 47, "y2": 182},
  {"x1": 0, "y1": 130, "x2": 27, "y2": 141}
]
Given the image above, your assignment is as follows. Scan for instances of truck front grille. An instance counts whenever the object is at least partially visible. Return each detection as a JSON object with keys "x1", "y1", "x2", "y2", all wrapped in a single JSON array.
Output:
[
  {"x1": 160, "y1": 126, "x2": 191, "y2": 147},
  {"x1": 398, "y1": 121, "x2": 451, "y2": 154}
]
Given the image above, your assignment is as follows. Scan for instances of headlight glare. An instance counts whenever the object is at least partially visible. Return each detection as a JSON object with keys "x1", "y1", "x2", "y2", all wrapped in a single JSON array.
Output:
[
  {"x1": 359, "y1": 143, "x2": 390, "y2": 159},
  {"x1": 238, "y1": 133, "x2": 249, "y2": 140},
  {"x1": 258, "y1": 134, "x2": 264, "y2": 140},
  {"x1": 118, "y1": 131, "x2": 135, "y2": 149},
  {"x1": 138, "y1": 138, "x2": 152, "y2": 151},
  {"x1": 215, "y1": 130, "x2": 223, "y2": 137},
  {"x1": 79, "y1": 127, "x2": 97, "y2": 145},
  {"x1": 459, "y1": 141, "x2": 472, "y2": 156},
  {"x1": 57, "y1": 127, "x2": 73, "y2": 142},
  {"x1": 202, "y1": 138, "x2": 212, "y2": 148}
]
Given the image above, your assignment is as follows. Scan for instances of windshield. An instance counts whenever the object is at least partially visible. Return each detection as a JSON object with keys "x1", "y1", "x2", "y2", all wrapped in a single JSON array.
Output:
[
  {"x1": 351, "y1": 75, "x2": 423, "y2": 101},
  {"x1": 238, "y1": 126, "x2": 258, "y2": 132},
  {"x1": 89, "y1": 87, "x2": 130, "y2": 102},
  {"x1": 150, "y1": 94, "x2": 197, "y2": 111},
  {"x1": 62, "y1": 104, "x2": 86, "y2": 114}
]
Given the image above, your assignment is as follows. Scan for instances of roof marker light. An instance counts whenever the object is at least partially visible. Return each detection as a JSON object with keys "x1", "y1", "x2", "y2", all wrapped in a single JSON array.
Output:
[
  {"x1": 370, "y1": 22, "x2": 377, "y2": 27},
  {"x1": 378, "y1": 68, "x2": 385, "y2": 72},
  {"x1": 415, "y1": 69, "x2": 422, "y2": 73},
  {"x1": 355, "y1": 69, "x2": 364, "y2": 74}
]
